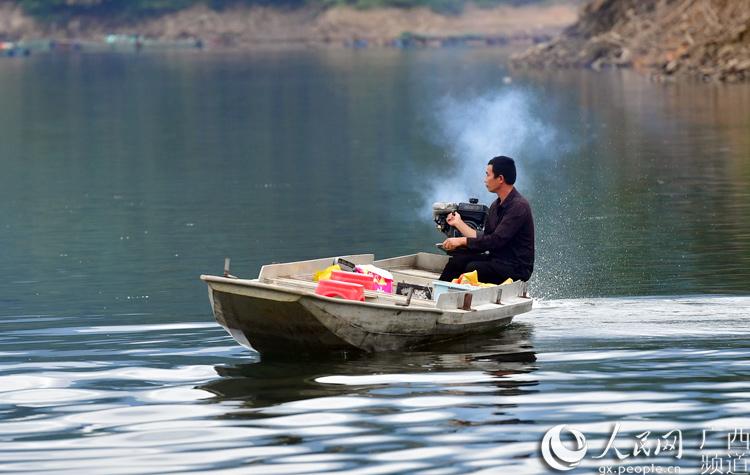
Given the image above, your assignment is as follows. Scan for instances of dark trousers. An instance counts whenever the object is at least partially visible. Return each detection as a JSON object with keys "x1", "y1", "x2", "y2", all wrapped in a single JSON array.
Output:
[{"x1": 439, "y1": 253, "x2": 519, "y2": 284}]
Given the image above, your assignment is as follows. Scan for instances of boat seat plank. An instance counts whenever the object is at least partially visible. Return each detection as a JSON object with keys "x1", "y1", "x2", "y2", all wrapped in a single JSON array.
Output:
[
  {"x1": 436, "y1": 286, "x2": 501, "y2": 310},
  {"x1": 258, "y1": 254, "x2": 374, "y2": 280},
  {"x1": 389, "y1": 272, "x2": 438, "y2": 288},
  {"x1": 389, "y1": 267, "x2": 442, "y2": 280},
  {"x1": 268, "y1": 277, "x2": 437, "y2": 308},
  {"x1": 414, "y1": 252, "x2": 451, "y2": 272},
  {"x1": 290, "y1": 266, "x2": 441, "y2": 289}
]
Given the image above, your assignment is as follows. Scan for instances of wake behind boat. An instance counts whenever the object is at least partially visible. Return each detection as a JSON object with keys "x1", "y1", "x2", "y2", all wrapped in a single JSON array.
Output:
[{"x1": 201, "y1": 252, "x2": 532, "y2": 355}]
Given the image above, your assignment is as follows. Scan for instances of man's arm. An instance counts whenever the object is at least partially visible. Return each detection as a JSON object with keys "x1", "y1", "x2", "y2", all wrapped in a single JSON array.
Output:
[
  {"x1": 442, "y1": 236, "x2": 467, "y2": 251},
  {"x1": 446, "y1": 212, "x2": 477, "y2": 238}
]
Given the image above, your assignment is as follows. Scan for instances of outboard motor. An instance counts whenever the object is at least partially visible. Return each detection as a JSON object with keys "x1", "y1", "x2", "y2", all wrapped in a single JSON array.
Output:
[{"x1": 432, "y1": 198, "x2": 489, "y2": 238}]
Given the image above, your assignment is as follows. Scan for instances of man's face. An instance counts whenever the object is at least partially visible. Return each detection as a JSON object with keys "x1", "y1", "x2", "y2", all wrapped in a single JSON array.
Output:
[{"x1": 484, "y1": 165, "x2": 504, "y2": 192}]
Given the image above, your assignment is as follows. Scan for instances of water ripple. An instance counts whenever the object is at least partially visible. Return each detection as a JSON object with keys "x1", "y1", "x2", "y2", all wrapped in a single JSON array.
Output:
[{"x1": 0, "y1": 297, "x2": 747, "y2": 473}]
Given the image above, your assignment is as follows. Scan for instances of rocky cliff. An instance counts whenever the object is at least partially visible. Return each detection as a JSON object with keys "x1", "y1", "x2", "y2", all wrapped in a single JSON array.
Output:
[{"x1": 512, "y1": 0, "x2": 750, "y2": 82}]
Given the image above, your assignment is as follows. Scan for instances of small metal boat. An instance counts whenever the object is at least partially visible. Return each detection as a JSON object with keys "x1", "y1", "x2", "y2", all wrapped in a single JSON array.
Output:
[{"x1": 200, "y1": 252, "x2": 532, "y2": 355}]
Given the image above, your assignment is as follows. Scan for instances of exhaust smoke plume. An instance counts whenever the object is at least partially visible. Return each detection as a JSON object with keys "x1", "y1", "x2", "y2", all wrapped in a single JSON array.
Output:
[{"x1": 423, "y1": 89, "x2": 558, "y2": 213}]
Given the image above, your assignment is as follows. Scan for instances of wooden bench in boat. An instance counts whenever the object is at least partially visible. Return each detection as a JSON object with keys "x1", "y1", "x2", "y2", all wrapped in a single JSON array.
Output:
[{"x1": 258, "y1": 253, "x2": 445, "y2": 286}]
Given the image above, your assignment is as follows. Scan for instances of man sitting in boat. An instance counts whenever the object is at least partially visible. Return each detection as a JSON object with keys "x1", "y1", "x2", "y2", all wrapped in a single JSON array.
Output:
[{"x1": 438, "y1": 155, "x2": 535, "y2": 284}]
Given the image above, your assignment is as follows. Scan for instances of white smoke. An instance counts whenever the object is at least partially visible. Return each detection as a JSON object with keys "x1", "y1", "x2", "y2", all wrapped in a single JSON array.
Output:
[{"x1": 422, "y1": 89, "x2": 558, "y2": 213}]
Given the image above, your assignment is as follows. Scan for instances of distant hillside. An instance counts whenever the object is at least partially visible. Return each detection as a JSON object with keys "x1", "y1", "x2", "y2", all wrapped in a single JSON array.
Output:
[
  {"x1": 512, "y1": 0, "x2": 750, "y2": 82},
  {"x1": 12, "y1": 0, "x2": 560, "y2": 19},
  {"x1": 0, "y1": 1, "x2": 578, "y2": 46}
]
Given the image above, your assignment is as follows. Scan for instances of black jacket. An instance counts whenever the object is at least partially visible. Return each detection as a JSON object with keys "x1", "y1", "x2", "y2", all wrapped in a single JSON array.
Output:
[{"x1": 465, "y1": 188, "x2": 535, "y2": 280}]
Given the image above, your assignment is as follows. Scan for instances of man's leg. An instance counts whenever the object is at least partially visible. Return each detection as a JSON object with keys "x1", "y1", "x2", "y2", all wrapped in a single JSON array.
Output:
[
  {"x1": 464, "y1": 259, "x2": 517, "y2": 284},
  {"x1": 439, "y1": 253, "x2": 488, "y2": 282}
]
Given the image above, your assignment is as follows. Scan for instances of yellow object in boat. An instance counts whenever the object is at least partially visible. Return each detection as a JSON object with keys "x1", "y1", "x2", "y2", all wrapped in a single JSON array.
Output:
[
  {"x1": 460, "y1": 270, "x2": 479, "y2": 285},
  {"x1": 451, "y1": 271, "x2": 513, "y2": 287},
  {"x1": 313, "y1": 264, "x2": 340, "y2": 282},
  {"x1": 451, "y1": 270, "x2": 497, "y2": 287}
]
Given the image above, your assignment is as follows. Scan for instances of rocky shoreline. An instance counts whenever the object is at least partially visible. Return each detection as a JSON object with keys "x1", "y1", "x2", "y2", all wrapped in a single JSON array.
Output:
[
  {"x1": 0, "y1": 2, "x2": 576, "y2": 49},
  {"x1": 512, "y1": 0, "x2": 750, "y2": 82}
]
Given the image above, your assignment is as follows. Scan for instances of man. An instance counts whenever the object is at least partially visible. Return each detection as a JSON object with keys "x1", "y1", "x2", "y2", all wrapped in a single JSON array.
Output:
[{"x1": 439, "y1": 155, "x2": 535, "y2": 284}]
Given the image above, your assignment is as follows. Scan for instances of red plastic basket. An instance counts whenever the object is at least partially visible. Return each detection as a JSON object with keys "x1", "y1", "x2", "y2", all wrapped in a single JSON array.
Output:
[{"x1": 315, "y1": 279, "x2": 365, "y2": 301}]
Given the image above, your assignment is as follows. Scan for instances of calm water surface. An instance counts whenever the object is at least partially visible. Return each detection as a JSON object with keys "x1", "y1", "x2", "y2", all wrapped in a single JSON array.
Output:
[{"x1": 1, "y1": 49, "x2": 749, "y2": 474}]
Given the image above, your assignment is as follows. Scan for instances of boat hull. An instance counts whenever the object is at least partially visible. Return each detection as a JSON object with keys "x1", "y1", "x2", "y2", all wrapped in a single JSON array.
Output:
[{"x1": 206, "y1": 278, "x2": 532, "y2": 354}]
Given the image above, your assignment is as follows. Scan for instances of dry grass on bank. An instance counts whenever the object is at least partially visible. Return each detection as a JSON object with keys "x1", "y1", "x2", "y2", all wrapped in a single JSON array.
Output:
[{"x1": 0, "y1": 2, "x2": 578, "y2": 46}]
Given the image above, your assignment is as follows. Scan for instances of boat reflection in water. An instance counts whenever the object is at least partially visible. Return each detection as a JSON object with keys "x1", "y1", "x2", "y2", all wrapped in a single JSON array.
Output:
[
  {"x1": 199, "y1": 322, "x2": 537, "y2": 407},
  {"x1": 195, "y1": 324, "x2": 541, "y2": 472}
]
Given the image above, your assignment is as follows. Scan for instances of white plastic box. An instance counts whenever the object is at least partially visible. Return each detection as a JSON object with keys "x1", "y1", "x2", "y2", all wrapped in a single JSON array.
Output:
[{"x1": 431, "y1": 280, "x2": 475, "y2": 300}]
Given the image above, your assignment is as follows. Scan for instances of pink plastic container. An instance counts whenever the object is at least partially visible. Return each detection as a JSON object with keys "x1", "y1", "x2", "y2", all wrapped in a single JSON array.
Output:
[{"x1": 330, "y1": 270, "x2": 377, "y2": 290}]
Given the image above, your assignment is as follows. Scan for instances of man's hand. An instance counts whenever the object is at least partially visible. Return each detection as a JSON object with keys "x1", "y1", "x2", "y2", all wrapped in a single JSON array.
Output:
[
  {"x1": 444, "y1": 212, "x2": 478, "y2": 239},
  {"x1": 442, "y1": 237, "x2": 466, "y2": 251},
  {"x1": 446, "y1": 212, "x2": 463, "y2": 227}
]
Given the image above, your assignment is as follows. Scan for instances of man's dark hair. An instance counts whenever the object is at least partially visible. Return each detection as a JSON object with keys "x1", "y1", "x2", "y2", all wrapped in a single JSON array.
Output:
[{"x1": 488, "y1": 156, "x2": 516, "y2": 185}]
